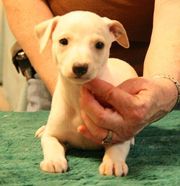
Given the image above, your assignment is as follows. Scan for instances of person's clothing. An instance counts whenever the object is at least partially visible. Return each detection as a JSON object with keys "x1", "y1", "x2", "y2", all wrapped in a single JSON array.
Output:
[
  {"x1": 46, "y1": 0, "x2": 155, "y2": 75},
  {"x1": 27, "y1": 75, "x2": 51, "y2": 112}
]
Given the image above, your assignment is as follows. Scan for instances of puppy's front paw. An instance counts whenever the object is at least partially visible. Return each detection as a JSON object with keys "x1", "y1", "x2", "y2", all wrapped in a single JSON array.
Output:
[
  {"x1": 99, "y1": 159, "x2": 128, "y2": 177},
  {"x1": 40, "y1": 158, "x2": 68, "y2": 173}
]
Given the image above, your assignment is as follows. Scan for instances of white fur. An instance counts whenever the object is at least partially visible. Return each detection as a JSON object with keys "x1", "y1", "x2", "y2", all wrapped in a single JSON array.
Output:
[{"x1": 35, "y1": 11, "x2": 137, "y2": 176}]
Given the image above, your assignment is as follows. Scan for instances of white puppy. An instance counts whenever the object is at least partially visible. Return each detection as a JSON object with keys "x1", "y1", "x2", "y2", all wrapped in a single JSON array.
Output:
[{"x1": 35, "y1": 11, "x2": 137, "y2": 176}]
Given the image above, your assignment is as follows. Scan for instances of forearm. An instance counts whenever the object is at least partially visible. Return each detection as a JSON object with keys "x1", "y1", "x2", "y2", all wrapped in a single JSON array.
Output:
[
  {"x1": 144, "y1": 0, "x2": 180, "y2": 82},
  {"x1": 2, "y1": 0, "x2": 57, "y2": 94}
]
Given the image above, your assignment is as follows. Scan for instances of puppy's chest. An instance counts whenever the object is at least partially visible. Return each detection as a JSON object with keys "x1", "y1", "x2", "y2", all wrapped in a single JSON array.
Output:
[{"x1": 50, "y1": 84, "x2": 101, "y2": 149}]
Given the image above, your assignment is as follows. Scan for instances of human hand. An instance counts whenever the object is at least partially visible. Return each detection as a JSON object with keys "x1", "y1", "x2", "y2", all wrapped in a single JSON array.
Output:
[{"x1": 78, "y1": 77, "x2": 178, "y2": 144}]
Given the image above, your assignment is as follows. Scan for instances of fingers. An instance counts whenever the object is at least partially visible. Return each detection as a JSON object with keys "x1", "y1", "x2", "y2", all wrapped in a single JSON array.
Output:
[
  {"x1": 77, "y1": 111, "x2": 107, "y2": 144},
  {"x1": 80, "y1": 87, "x2": 123, "y2": 129},
  {"x1": 79, "y1": 109, "x2": 124, "y2": 144},
  {"x1": 77, "y1": 125, "x2": 100, "y2": 144},
  {"x1": 83, "y1": 78, "x2": 135, "y2": 112},
  {"x1": 78, "y1": 121, "x2": 130, "y2": 144},
  {"x1": 80, "y1": 86, "x2": 105, "y2": 126},
  {"x1": 79, "y1": 78, "x2": 147, "y2": 144}
]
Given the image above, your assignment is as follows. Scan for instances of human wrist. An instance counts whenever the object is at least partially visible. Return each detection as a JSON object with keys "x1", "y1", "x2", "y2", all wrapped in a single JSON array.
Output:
[
  {"x1": 153, "y1": 75, "x2": 180, "y2": 104},
  {"x1": 152, "y1": 76, "x2": 179, "y2": 111}
]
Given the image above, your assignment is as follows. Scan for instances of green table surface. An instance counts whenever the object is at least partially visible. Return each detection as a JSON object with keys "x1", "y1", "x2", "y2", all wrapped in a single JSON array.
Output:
[{"x1": 0, "y1": 111, "x2": 179, "y2": 186}]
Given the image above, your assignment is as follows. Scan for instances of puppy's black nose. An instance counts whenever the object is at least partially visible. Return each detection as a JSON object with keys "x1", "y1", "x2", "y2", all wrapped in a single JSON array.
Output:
[{"x1": 72, "y1": 63, "x2": 88, "y2": 77}]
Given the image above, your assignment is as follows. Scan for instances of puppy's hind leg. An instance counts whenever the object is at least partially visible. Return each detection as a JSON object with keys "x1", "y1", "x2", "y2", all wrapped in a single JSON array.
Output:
[
  {"x1": 40, "y1": 134, "x2": 68, "y2": 173},
  {"x1": 99, "y1": 140, "x2": 131, "y2": 177}
]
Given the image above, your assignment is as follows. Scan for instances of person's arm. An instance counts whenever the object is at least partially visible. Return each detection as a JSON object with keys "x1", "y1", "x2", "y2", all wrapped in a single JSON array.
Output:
[
  {"x1": 2, "y1": 0, "x2": 58, "y2": 95},
  {"x1": 78, "y1": 0, "x2": 180, "y2": 144},
  {"x1": 143, "y1": 0, "x2": 180, "y2": 109},
  {"x1": 144, "y1": 0, "x2": 180, "y2": 80}
]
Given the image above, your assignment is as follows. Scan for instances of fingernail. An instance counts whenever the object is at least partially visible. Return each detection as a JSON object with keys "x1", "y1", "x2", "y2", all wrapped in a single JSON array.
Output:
[
  {"x1": 77, "y1": 125, "x2": 85, "y2": 133},
  {"x1": 77, "y1": 126, "x2": 81, "y2": 133}
]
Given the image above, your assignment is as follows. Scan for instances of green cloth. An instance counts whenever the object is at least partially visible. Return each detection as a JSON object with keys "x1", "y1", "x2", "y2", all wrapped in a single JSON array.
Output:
[{"x1": 0, "y1": 111, "x2": 179, "y2": 186}]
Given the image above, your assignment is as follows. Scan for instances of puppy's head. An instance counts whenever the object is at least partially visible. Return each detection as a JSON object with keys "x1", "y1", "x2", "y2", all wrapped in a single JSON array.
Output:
[{"x1": 35, "y1": 11, "x2": 129, "y2": 84}]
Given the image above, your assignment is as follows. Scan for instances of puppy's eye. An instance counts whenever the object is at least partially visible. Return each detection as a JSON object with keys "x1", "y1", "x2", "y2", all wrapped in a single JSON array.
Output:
[
  {"x1": 59, "y1": 38, "x2": 68, "y2": 45},
  {"x1": 95, "y1": 42, "x2": 104, "y2": 49}
]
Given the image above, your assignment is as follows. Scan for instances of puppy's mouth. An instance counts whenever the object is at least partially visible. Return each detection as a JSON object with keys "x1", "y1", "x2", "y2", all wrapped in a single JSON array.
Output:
[
  {"x1": 66, "y1": 72, "x2": 97, "y2": 84},
  {"x1": 69, "y1": 76, "x2": 93, "y2": 84}
]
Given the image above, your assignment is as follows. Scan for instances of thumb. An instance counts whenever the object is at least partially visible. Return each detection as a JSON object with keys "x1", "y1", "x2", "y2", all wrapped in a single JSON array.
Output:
[
  {"x1": 84, "y1": 78, "x2": 115, "y2": 99},
  {"x1": 118, "y1": 77, "x2": 149, "y2": 94},
  {"x1": 84, "y1": 78, "x2": 134, "y2": 109}
]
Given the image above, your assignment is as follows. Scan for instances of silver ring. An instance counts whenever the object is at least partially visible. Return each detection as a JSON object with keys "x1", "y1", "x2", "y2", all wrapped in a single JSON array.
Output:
[{"x1": 102, "y1": 130, "x2": 113, "y2": 144}]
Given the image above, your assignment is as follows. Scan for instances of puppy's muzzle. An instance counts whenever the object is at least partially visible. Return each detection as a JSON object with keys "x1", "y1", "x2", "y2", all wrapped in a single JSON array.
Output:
[{"x1": 72, "y1": 63, "x2": 88, "y2": 78}]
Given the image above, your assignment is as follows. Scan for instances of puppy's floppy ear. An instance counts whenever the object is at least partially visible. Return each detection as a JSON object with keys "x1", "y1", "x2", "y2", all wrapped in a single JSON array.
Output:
[
  {"x1": 103, "y1": 17, "x2": 129, "y2": 48},
  {"x1": 35, "y1": 16, "x2": 60, "y2": 52}
]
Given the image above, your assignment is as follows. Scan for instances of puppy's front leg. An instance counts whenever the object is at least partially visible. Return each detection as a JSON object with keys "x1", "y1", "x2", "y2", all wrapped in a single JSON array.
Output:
[
  {"x1": 99, "y1": 140, "x2": 131, "y2": 176},
  {"x1": 40, "y1": 135, "x2": 68, "y2": 173}
]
